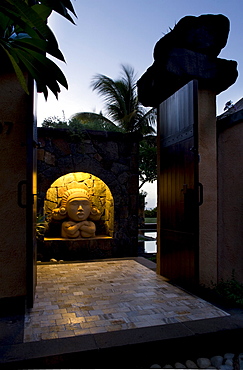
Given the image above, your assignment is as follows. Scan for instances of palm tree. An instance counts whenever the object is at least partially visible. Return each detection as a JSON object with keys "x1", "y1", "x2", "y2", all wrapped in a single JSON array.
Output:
[
  {"x1": 71, "y1": 65, "x2": 158, "y2": 189},
  {"x1": 73, "y1": 64, "x2": 156, "y2": 135}
]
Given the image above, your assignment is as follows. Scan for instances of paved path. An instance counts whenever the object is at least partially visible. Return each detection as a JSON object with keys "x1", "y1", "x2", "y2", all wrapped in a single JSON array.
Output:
[{"x1": 24, "y1": 258, "x2": 228, "y2": 342}]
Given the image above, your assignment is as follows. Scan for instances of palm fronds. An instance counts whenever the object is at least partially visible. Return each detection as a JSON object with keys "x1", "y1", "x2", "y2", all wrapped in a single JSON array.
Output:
[
  {"x1": 0, "y1": 0, "x2": 76, "y2": 99},
  {"x1": 90, "y1": 64, "x2": 155, "y2": 135}
]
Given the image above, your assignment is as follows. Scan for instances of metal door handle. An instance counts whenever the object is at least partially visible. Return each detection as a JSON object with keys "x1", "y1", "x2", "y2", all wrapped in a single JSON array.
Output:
[
  {"x1": 17, "y1": 180, "x2": 27, "y2": 208},
  {"x1": 181, "y1": 184, "x2": 188, "y2": 194},
  {"x1": 198, "y1": 182, "x2": 203, "y2": 206}
]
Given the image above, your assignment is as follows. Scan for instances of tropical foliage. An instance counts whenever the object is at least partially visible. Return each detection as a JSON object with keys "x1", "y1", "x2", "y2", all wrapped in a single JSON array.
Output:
[
  {"x1": 73, "y1": 65, "x2": 158, "y2": 187},
  {"x1": 42, "y1": 65, "x2": 158, "y2": 187},
  {"x1": 70, "y1": 112, "x2": 123, "y2": 132},
  {"x1": 73, "y1": 65, "x2": 156, "y2": 136},
  {"x1": 0, "y1": 0, "x2": 76, "y2": 99},
  {"x1": 144, "y1": 207, "x2": 157, "y2": 218},
  {"x1": 42, "y1": 113, "x2": 123, "y2": 133},
  {"x1": 139, "y1": 135, "x2": 157, "y2": 189},
  {"x1": 213, "y1": 270, "x2": 243, "y2": 307}
]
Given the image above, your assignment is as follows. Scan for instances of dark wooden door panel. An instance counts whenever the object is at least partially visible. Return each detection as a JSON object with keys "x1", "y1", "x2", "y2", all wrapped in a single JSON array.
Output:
[{"x1": 158, "y1": 80, "x2": 199, "y2": 286}]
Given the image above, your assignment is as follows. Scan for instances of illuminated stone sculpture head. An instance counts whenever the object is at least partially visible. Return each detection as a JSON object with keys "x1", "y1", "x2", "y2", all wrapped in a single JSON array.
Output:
[{"x1": 52, "y1": 187, "x2": 101, "y2": 239}]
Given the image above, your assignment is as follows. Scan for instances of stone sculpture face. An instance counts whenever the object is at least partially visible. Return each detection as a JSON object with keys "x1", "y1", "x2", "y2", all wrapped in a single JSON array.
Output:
[
  {"x1": 66, "y1": 197, "x2": 91, "y2": 222},
  {"x1": 51, "y1": 187, "x2": 101, "y2": 239}
]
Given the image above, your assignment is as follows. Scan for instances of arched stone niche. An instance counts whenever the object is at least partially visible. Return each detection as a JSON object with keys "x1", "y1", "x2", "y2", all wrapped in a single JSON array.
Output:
[
  {"x1": 37, "y1": 127, "x2": 139, "y2": 260},
  {"x1": 44, "y1": 172, "x2": 114, "y2": 239}
]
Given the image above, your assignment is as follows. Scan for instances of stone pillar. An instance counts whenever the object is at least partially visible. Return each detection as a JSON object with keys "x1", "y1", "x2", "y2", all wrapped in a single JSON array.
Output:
[
  {"x1": 137, "y1": 14, "x2": 238, "y2": 287},
  {"x1": 217, "y1": 112, "x2": 243, "y2": 284},
  {"x1": 0, "y1": 71, "x2": 29, "y2": 300},
  {"x1": 198, "y1": 90, "x2": 218, "y2": 286}
]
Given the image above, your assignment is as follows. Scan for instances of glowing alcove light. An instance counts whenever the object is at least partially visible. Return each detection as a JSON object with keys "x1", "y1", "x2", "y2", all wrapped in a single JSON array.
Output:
[{"x1": 44, "y1": 172, "x2": 114, "y2": 239}]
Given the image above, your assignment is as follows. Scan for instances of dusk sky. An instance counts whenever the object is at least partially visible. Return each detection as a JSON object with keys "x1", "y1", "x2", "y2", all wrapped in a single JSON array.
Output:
[{"x1": 37, "y1": 0, "x2": 243, "y2": 208}]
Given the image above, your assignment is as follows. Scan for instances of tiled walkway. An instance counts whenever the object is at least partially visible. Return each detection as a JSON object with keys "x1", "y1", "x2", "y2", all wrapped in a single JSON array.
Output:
[{"x1": 24, "y1": 259, "x2": 228, "y2": 342}]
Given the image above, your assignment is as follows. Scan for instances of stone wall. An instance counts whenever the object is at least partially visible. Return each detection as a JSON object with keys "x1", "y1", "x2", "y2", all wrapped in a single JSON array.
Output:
[{"x1": 37, "y1": 128, "x2": 140, "y2": 261}]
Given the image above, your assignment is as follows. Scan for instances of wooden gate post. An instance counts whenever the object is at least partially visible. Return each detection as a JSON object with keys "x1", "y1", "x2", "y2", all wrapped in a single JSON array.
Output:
[{"x1": 198, "y1": 90, "x2": 218, "y2": 286}]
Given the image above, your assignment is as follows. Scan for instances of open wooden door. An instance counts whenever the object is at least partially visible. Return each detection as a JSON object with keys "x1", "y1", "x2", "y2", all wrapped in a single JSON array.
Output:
[{"x1": 157, "y1": 80, "x2": 200, "y2": 287}]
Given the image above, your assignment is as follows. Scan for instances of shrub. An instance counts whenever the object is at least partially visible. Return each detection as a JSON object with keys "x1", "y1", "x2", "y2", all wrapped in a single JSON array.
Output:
[
  {"x1": 213, "y1": 270, "x2": 243, "y2": 306},
  {"x1": 145, "y1": 207, "x2": 157, "y2": 218}
]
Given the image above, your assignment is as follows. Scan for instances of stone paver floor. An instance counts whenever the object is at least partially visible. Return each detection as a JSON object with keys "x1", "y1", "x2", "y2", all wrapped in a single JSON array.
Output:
[{"x1": 24, "y1": 259, "x2": 228, "y2": 342}]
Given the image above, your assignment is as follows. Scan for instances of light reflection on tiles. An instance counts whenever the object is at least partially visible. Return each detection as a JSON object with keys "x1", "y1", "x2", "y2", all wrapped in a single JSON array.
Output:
[{"x1": 24, "y1": 260, "x2": 228, "y2": 342}]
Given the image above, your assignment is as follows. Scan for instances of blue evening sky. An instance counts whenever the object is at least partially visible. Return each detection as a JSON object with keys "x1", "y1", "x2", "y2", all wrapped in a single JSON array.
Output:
[{"x1": 37, "y1": 0, "x2": 243, "y2": 208}]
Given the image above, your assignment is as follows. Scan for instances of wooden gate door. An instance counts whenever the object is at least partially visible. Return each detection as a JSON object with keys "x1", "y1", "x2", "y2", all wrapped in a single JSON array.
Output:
[{"x1": 157, "y1": 80, "x2": 200, "y2": 287}]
